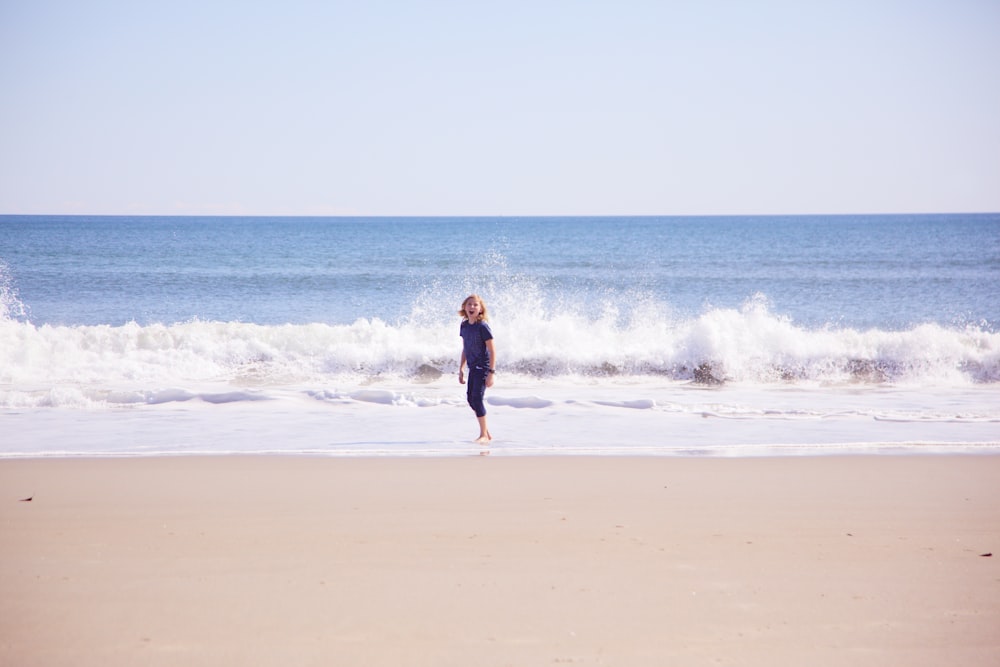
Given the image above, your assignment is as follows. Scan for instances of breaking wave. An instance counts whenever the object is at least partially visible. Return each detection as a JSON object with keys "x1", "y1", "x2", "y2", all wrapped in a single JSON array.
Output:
[{"x1": 2, "y1": 290, "x2": 998, "y2": 410}]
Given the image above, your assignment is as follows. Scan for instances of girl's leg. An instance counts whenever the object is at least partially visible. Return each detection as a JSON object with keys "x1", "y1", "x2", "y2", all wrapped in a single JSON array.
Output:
[
  {"x1": 475, "y1": 415, "x2": 491, "y2": 444},
  {"x1": 467, "y1": 369, "x2": 491, "y2": 443}
]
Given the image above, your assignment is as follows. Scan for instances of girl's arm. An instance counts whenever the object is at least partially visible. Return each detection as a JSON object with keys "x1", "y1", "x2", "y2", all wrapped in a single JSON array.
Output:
[
  {"x1": 485, "y1": 339, "x2": 496, "y2": 387},
  {"x1": 458, "y1": 351, "x2": 466, "y2": 384}
]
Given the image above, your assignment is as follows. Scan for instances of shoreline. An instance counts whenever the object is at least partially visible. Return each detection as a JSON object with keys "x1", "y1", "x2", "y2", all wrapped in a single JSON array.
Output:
[
  {"x1": 2, "y1": 455, "x2": 998, "y2": 666},
  {"x1": 3, "y1": 446, "x2": 1000, "y2": 460},
  {"x1": 5, "y1": 379, "x2": 999, "y2": 459}
]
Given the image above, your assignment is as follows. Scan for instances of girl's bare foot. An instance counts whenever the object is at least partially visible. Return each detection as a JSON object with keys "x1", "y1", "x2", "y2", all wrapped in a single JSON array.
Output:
[{"x1": 474, "y1": 434, "x2": 492, "y2": 444}]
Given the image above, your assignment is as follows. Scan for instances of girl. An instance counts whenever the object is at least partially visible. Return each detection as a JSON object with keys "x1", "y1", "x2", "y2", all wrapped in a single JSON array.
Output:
[{"x1": 458, "y1": 294, "x2": 496, "y2": 443}]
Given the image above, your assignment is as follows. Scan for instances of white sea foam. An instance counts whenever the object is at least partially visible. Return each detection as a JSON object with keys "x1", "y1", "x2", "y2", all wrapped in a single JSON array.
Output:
[
  {"x1": 0, "y1": 261, "x2": 27, "y2": 322},
  {"x1": 2, "y1": 298, "x2": 997, "y2": 407},
  {"x1": 2, "y1": 380, "x2": 998, "y2": 458},
  {"x1": 3, "y1": 277, "x2": 999, "y2": 458}
]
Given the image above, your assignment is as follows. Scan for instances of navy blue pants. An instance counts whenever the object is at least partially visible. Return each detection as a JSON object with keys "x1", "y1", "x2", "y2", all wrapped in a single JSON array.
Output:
[{"x1": 466, "y1": 367, "x2": 488, "y2": 417}]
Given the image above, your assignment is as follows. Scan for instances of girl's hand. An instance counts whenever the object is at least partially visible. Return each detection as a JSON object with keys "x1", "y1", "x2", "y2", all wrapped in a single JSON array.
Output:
[
  {"x1": 458, "y1": 370, "x2": 465, "y2": 385},
  {"x1": 485, "y1": 373, "x2": 494, "y2": 388}
]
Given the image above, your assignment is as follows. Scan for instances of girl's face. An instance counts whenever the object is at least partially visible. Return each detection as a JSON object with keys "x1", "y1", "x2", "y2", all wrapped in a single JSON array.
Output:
[{"x1": 464, "y1": 298, "x2": 483, "y2": 320}]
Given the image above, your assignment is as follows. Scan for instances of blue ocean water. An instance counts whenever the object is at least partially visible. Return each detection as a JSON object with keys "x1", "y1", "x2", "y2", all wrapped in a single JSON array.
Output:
[
  {"x1": 3, "y1": 214, "x2": 998, "y2": 328},
  {"x1": 2, "y1": 214, "x2": 999, "y2": 457}
]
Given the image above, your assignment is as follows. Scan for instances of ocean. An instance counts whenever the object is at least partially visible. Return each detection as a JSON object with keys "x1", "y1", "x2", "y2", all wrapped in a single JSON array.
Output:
[{"x1": 2, "y1": 214, "x2": 998, "y2": 457}]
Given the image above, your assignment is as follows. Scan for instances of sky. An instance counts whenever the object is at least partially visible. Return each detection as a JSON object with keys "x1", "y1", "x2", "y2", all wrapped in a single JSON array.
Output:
[{"x1": 1, "y1": 0, "x2": 998, "y2": 216}]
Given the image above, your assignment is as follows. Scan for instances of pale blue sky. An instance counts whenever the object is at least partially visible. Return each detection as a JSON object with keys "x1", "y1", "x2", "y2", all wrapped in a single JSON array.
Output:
[{"x1": 1, "y1": 0, "x2": 998, "y2": 216}]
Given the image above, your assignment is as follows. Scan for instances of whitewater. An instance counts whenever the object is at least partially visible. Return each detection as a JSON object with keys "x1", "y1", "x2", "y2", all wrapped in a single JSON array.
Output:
[{"x1": 2, "y1": 214, "x2": 998, "y2": 457}]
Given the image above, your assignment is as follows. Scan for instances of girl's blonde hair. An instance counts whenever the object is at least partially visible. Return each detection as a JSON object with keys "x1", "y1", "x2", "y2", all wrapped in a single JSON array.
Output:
[{"x1": 458, "y1": 294, "x2": 489, "y2": 322}]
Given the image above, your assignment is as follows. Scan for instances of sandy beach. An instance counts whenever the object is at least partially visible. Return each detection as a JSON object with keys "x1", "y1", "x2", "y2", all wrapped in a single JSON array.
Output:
[{"x1": 1, "y1": 455, "x2": 998, "y2": 666}]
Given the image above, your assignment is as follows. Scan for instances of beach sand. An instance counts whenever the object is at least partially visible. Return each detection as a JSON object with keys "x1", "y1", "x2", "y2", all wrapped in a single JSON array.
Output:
[{"x1": 1, "y1": 455, "x2": 998, "y2": 666}]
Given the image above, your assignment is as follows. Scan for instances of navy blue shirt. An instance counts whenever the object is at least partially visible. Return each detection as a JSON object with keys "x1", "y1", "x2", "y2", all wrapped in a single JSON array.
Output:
[{"x1": 460, "y1": 320, "x2": 493, "y2": 369}]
